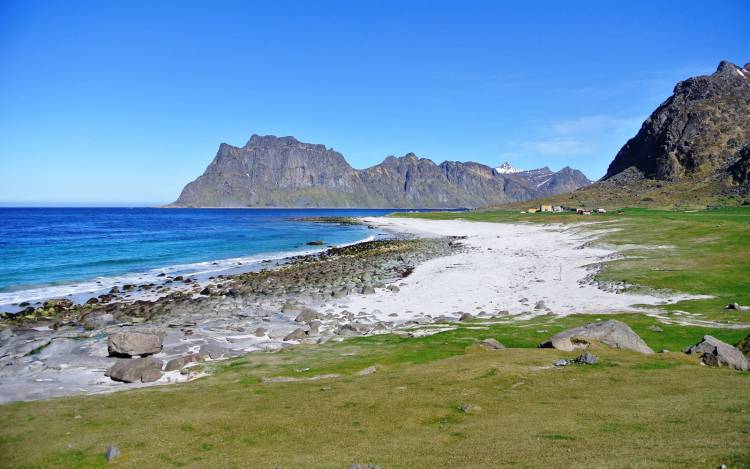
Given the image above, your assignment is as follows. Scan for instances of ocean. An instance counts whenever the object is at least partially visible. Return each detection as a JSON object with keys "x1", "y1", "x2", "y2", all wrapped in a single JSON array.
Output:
[{"x1": 0, "y1": 207, "x2": 431, "y2": 309}]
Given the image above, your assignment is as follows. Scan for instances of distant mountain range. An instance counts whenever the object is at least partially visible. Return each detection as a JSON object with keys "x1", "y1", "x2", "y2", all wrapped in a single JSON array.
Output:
[
  {"x1": 505, "y1": 60, "x2": 750, "y2": 209},
  {"x1": 171, "y1": 137, "x2": 591, "y2": 208}
]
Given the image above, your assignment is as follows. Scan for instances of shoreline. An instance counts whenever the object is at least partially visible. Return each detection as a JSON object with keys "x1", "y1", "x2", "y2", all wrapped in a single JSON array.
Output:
[
  {"x1": 0, "y1": 216, "x2": 703, "y2": 403},
  {"x1": 0, "y1": 228, "x2": 389, "y2": 314},
  {"x1": 0, "y1": 230, "x2": 459, "y2": 403}
]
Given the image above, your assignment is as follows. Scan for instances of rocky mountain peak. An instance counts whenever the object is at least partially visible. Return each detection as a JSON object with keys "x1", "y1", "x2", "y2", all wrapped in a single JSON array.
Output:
[
  {"x1": 172, "y1": 135, "x2": 591, "y2": 208},
  {"x1": 494, "y1": 161, "x2": 521, "y2": 174},
  {"x1": 603, "y1": 60, "x2": 750, "y2": 184}
]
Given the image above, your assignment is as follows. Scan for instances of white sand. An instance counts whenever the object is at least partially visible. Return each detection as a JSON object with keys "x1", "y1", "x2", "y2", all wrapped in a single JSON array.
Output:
[{"x1": 338, "y1": 217, "x2": 699, "y2": 322}]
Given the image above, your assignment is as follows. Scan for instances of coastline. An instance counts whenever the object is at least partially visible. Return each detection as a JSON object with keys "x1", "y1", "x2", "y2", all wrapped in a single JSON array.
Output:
[{"x1": 0, "y1": 216, "x2": 701, "y2": 403}]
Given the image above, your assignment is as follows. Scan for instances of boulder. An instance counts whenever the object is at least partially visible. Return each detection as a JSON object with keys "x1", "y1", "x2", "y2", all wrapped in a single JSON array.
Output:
[
  {"x1": 539, "y1": 320, "x2": 654, "y2": 354},
  {"x1": 164, "y1": 353, "x2": 208, "y2": 372},
  {"x1": 284, "y1": 327, "x2": 308, "y2": 341},
  {"x1": 387, "y1": 285, "x2": 400, "y2": 293},
  {"x1": 573, "y1": 351, "x2": 598, "y2": 365},
  {"x1": 737, "y1": 334, "x2": 750, "y2": 358},
  {"x1": 105, "y1": 445, "x2": 120, "y2": 462},
  {"x1": 684, "y1": 335, "x2": 748, "y2": 371},
  {"x1": 107, "y1": 328, "x2": 164, "y2": 357},
  {"x1": 361, "y1": 285, "x2": 376, "y2": 295},
  {"x1": 82, "y1": 312, "x2": 115, "y2": 330},
  {"x1": 254, "y1": 327, "x2": 268, "y2": 337},
  {"x1": 295, "y1": 308, "x2": 319, "y2": 323},
  {"x1": 106, "y1": 357, "x2": 163, "y2": 383},
  {"x1": 479, "y1": 338, "x2": 505, "y2": 350},
  {"x1": 282, "y1": 302, "x2": 302, "y2": 314}
]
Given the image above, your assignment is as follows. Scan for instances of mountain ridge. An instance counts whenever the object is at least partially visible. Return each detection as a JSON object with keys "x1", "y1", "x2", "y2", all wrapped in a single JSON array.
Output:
[{"x1": 171, "y1": 136, "x2": 591, "y2": 208}]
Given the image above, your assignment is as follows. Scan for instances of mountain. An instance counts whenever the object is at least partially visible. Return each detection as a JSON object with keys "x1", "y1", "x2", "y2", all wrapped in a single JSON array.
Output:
[
  {"x1": 494, "y1": 161, "x2": 521, "y2": 174},
  {"x1": 499, "y1": 60, "x2": 750, "y2": 209},
  {"x1": 171, "y1": 135, "x2": 591, "y2": 208},
  {"x1": 515, "y1": 166, "x2": 592, "y2": 197},
  {"x1": 602, "y1": 60, "x2": 750, "y2": 193}
]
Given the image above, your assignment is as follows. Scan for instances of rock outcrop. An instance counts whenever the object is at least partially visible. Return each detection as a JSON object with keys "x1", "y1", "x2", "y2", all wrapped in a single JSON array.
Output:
[
  {"x1": 171, "y1": 135, "x2": 590, "y2": 208},
  {"x1": 684, "y1": 335, "x2": 748, "y2": 371},
  {"x1": 603, "y1": 60, "x2": 750, "y2": 189},
  {"x1": 539, "y1": 320, "x2": 654, "y2": 354}
]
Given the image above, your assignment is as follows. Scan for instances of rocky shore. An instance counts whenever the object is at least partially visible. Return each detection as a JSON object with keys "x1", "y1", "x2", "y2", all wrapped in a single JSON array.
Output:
[{"x1": 0, "y1": 235, "x2": 463, "y2": 402}]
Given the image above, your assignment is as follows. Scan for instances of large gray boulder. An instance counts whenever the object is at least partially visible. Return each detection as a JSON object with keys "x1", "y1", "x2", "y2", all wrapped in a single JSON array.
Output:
[
  {"x1": 539, "y1": 320, "x2": 654, "y2": 354},
  {"x1": 106, "y1": 357, "x2": 163, "y2": 383},
  {"x1": 684, "y1": 335, "x2": 748, "y2": 371},
  {"x1": 107, "y1": 328, "x2": 165, "y2": 357}
]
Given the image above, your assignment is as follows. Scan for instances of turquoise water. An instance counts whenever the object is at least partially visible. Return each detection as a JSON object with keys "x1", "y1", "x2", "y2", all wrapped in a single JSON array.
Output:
[{"x1": 0, "y1": 207, "x2": 424, "y2": 307}]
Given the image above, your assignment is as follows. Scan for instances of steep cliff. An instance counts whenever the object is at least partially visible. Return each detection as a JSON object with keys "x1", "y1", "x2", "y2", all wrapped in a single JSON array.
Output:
[{"x1": 172, "y1": 135, "x2": 590, "y2": 208}]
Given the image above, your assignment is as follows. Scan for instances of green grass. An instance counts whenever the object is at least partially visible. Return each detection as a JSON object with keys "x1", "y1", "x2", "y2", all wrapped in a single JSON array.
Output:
[
  {"x1": 1, "y1": 326, "x2": 749, "y2": 468},
  {"x1": 1, "y1": 207, "x2": 750, "y2": 467}
]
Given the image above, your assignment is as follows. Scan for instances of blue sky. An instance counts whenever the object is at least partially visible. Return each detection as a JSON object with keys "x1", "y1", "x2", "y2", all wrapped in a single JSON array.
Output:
[{"x1": 1, "y1": 0, "x2": 748, "y2": 205}]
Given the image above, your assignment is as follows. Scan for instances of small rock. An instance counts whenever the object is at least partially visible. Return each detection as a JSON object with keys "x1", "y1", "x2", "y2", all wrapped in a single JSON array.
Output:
[
  {"x1": 284, "y1": 327, "x2": 308, "y2": 341},
  {"x1": 386, "y1": 285, "x2": 400, "y2": 293},
  {"x1": 534, "y1": 300, "x2": 547, "y2": 310},
  {"x1": 458, "y1": 313, "x2": 475, "y2": 322},
  {"x1": 648, "y1": 325, "x2": 663, "y2": 333},
  {"x1": 295, "y1": 308, "x2": 319, "y2": 322},
  {"x1": 164, "y1": 354, "x2": 207, "y2": 372},
  {"x1": 479, "y1": 338, "x2": 505, "y2": 350},
  {"x1": 361, "y1": 285, "x2": 376, "y2": 295},
  {"x1": 254, "y1": 327, "x2": 268, "y2": 337},
  {"x1": 356, "y1": 366, "x2": 377, "y2": 376},
  {"x1": 573, "y1": 351, "x2": 598, "y2": 365},
  {"x1": 553, "y1": 359, "x2": 569, "y2": 367},
  {"x1": 105, "y1": 444, "x2": 120, "y2": 462}
]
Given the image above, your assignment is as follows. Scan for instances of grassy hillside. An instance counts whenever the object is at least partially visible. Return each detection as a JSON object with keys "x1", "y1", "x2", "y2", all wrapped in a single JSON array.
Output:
[
  {"x1": 494, "y1": 178, "x2": 750, "y2": 211},
  {"x1": 1, "y1": 208, "x2": 749, "y2": 468}
]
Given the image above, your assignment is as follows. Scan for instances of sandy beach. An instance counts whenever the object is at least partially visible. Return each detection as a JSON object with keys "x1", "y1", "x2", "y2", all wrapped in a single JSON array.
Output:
[{"x1": 339, "y1": 217, "x2": 696, "y2": 323}]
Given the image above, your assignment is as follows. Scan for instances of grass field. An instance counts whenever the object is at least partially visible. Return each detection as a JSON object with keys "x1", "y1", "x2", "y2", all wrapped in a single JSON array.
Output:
[{"x1": 1, "y1": 208, "x2": 749, "y2": 468}]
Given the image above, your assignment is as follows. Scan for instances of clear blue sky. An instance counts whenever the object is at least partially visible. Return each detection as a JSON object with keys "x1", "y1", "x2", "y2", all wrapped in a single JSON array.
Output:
[{"x1": 1, "y1": 0, "x2": 748, "y2": 205}]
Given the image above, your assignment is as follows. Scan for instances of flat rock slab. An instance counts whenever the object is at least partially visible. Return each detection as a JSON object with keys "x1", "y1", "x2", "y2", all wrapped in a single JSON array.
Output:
[{"x1": 539, "y1": 320, "x2": 654, "y2": 354}]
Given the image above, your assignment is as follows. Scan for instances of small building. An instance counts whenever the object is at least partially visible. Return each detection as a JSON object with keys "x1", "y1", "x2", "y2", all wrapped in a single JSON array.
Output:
[
  {"x1": 576, "y1": 208, "x2": 592, "y2": 215},
  {"x1": 552, "y1": 206, "x2": 564, "y2": 212},
  {"x1": 596, "y1": 208, "x2": 607, "y2": 214},
  {"x1": 527, "y1": 208, "x2": 539, "y2": 213},
  {"x1": 540, "y1": 204, "x2": 553, "y2": 212}
]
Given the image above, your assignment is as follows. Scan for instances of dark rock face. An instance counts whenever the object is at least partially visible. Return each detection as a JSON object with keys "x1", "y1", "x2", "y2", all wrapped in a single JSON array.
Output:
[
  {"x1": 603, "y1": 60, "x2": 750, "y2": 185},
  {"x1": 172, "y1": 135, "x2": 588, "y2": 208}
]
